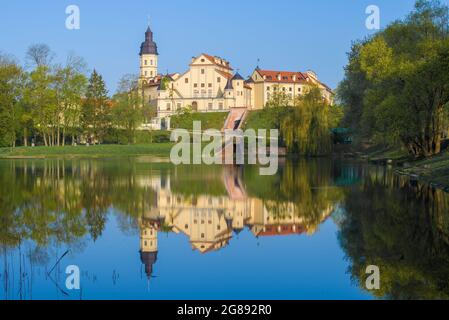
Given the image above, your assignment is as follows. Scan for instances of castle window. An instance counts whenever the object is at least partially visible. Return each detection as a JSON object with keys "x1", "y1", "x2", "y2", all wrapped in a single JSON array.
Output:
[
  {"x1": 144, "y1": 60, "x2": 147, "y2": 65},
  {"x1": 217, "y1": 77, "x2": 221, "y2": 83},
  {"x1": 208, "y1": 103, "x2": 213, "y2": 110},
  {"x1": 201, "y1": 58, "x2": 205, "y2": 62},
  {"x1": 201, "y1": 233, "x2": 205, "y2": 239},
  {"x1": 219, "y1": 103, "x2": 223, "y2": 110},
  {"x1": 201, "y1": 83, "x2": 205, "y2": 88},
  {"x1": 177, "y1": 103, "x2": 181, "y2": 110},
  {"x1": 208, "y1": 83, "x2": 212, "y2": 88},
  {"x1": 150, "y1": 60, "x2": 153, "y2": 66},
  {"x1": 185, "y1": 224, "x2": 189, "y2": 229},
  {"x1": 166, "y1": 103, "x2": 171, "y2": 110},
  {"x1": 267, "y1": 86, "x2": 270, "y2": 91},
  {"x1": 289, "y1": 87, "x2": 293, "y2": 92},
  {"x1": 144, "y1": 71, "x2": 147, "y2": 76},
  {"x1": 298, "y1": 87, "x2": 302, "y2": 92},
  {"x1": 217, "y1": 225, "x2": 221, "y2": 230},
  {"x1": 185, "y1": 78, "x2": 189, "y2": 84},
  {"x1": 144, "y1": 241, "x2": 147, "y2": 246},
  {"x1": 201, "y1": 69, "x2": 205, "y2": 74},
  {"x1": 194, "y1": 83, "x2": 198, "y2": 88},
  {"x1": 150, "y1": 71, "x2": 153, "y2": 76}
]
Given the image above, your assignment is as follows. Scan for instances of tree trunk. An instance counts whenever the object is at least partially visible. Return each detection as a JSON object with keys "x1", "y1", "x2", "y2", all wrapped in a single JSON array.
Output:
[{"x1": 23, "y1": 128, "x2": 28, "y2": 147}]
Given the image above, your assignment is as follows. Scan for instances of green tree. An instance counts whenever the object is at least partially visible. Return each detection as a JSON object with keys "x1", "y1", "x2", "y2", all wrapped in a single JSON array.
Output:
[
  {"x1": 54, "y1": 54, "x2": 88, "y2": 145},
  {"x1": 282, "y1": 86, "x2": 333, "y2": 155},
  {"x1": 0, "y1": 54, "x2": 25, "y2": 148},
  {"x1": 265, "y1": 85, "x2": 292, "y2": 108},
  {"x1": 24, "y1": 65, "x2": 57, "y2": 146},
  {"x1": 339, "y1": 0, "x2": 449, "y2": 156},
  {"x1": 82, "y1": 70, "x2": 110, "y2": 144},
  {"x1": 111, "y1": 75, "x2": 143, "y2": 144}
]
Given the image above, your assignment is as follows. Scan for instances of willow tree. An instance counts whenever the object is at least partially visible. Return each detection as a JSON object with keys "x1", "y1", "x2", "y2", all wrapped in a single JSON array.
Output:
[
  {"x1": 281, "y1": 86, "x2": 333, "y2": 155},
  {"x1": 338, "y1": 0, "x2": 449, "y2": 157}
]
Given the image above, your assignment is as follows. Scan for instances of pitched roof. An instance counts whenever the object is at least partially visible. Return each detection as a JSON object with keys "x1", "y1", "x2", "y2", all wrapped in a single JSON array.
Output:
[
  {"x1": 216, "y1": 69, "x2": 233, "y2": 79},
  {"x1": 198, "y1": 53, "x2": 233, "y2": 70},
  {"x1": 231, "y1": 72, "x2": 244, "y2": 81},
  {"x1": 256, "y1": 69, "x2": 307, "y2": 84},
  {"x1": 225, "y1": 79, "x2": 233, "y2": 90}
]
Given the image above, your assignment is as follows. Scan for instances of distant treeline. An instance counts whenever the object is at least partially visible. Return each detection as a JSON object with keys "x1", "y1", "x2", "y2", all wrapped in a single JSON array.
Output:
[{"x1": 0, "y1": 44, "x2": 155, "y2": 148}]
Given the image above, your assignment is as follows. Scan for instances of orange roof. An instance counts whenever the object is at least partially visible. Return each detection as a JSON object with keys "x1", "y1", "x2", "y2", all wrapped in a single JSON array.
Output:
[
  {"x1": 256, "y1": 70, "x2": 308, "y2": 84},
  {"x1": 216, "y1": 69, "x2": 233, "y2": 79},
  {"x1": 200, "y1": 53, "x2": 233, "y2": 70},
  {"x1": 258, "y1": 224, "x2": 305, "y2": 236}
]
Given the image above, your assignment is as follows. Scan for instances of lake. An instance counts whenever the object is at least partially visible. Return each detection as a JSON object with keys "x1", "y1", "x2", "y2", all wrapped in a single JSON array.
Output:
[{"x1": 1, "y1": 158, "x2": 448, "y2": 300}]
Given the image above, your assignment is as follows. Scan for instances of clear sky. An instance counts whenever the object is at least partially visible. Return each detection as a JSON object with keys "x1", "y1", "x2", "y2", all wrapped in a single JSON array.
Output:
[{"x1": 1, "y1": 0, "x2": 447, "y2": 93}]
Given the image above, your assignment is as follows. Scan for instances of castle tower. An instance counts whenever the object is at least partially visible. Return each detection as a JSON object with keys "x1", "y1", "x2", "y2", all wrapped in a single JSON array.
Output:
[
  {"x1": 139, "y1": 222, "x2": 158, "y2": 279},
  {"x1": 139, "y1": 25, "x2": 159, "y2": 81}
]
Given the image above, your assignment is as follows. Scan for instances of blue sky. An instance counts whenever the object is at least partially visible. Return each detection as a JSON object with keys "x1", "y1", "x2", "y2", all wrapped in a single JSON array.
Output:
[{"x1": 1, "y1": 0, "x2": 446, "y2": 93}]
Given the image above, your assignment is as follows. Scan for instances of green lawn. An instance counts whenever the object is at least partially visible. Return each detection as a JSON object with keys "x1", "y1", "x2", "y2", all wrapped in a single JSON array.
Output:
[
  {"x1": 170, "y1": 111, "x2": 228, "y2": 130},
  {"x1": 0, "y1": 143, "x2": 174, "y2": 158}
]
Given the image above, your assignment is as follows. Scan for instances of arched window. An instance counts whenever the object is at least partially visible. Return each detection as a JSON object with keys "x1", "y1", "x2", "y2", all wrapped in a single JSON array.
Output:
[{"x1": 192, "y1": 101, "x2": 198, "y2": 111}]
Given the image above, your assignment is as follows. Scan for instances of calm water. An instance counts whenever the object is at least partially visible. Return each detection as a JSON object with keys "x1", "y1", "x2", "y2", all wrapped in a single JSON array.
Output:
[{"x1": 1, "y1": 158, "x2": 449, "y2": 300}]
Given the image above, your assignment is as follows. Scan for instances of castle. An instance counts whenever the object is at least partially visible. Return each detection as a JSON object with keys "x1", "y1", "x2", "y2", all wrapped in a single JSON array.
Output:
[{"x1": 138, "y1": 24, "x2": 334, "y2": 130}]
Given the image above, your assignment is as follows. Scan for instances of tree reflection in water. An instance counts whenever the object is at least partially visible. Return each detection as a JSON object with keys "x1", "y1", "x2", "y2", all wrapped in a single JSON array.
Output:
[
  {"x1": 2, "y1": 158, "x2": 448, "y2": 299},
  {"x1": 338, "y1": 166, "x2": 449, "y2": 299}
]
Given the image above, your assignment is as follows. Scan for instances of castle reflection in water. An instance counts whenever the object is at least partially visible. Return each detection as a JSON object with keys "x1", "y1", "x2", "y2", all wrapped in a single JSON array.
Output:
[{"x1": 138, "y1": 166, "x2": 334, "y2": 279}]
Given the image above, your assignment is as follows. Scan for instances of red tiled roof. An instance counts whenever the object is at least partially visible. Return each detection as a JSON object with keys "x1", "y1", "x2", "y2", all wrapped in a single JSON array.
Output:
[
  {"x1": 216, "y1": 69, "x2": 233, "y2": 79},
  {"x1": 256, "y1": 70, "x2": 307, "y2": 84},
  {"x1": 258, "y1": 224, "x2": 305, "y2": 236},
  {"x1": 200, "y1": 53, "x2": 233, "y2": 70}
]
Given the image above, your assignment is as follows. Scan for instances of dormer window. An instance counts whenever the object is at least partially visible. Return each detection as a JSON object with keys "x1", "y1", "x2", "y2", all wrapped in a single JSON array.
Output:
[{"x1": 201, "y1": 58, "x2": 205, "y2": 62}]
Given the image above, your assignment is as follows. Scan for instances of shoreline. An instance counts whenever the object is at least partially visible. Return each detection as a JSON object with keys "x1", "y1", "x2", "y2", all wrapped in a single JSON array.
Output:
[{"x1": 352, "y1": 148, "x2": 449, "y2": 193}]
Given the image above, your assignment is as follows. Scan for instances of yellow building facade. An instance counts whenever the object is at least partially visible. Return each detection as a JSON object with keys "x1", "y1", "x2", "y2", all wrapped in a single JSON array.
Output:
[{"x1": 138, "y1": 25, "x2": 334, "y2": 129}]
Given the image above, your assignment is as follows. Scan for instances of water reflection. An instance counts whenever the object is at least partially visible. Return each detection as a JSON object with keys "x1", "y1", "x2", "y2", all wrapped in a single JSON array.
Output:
[
  {"x1": 338, "y1": 166, "x2": 449, "y2": 300},
  {"x1": 1, "y1": 158, "x2": 449, "y2": 299}
]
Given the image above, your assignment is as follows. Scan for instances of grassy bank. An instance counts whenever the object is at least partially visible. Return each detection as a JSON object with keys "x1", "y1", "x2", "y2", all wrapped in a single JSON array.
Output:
[
  {"x1": 396, "y1": 151, "x2": 449, "y2": 190},
  {"x1": 0, "y1": 143, "x2": 174, "y2": 159},
  {"x1": 171, "y1": 111, "x2": 228, "y2": 130}
]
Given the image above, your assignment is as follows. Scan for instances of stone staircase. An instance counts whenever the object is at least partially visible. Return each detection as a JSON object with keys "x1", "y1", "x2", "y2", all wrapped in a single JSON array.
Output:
[
  {"x1": 223, "y1": 108, "x2": 247, "y2": 131},
  {"x1": 217, "y1": 108, "x2": 248, "y2": 160}
]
